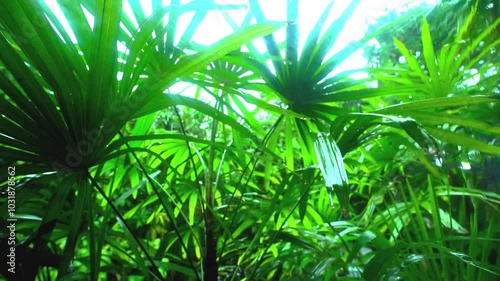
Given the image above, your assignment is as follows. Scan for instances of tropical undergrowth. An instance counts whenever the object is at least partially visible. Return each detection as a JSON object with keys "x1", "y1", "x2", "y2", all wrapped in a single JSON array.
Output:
[{"x1": 0, "y1": 0, "x2": 499, "y2": 280}]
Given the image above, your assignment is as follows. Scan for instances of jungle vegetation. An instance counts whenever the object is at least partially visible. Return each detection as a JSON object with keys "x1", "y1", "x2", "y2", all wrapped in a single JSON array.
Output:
[{"x1": 0, "y1": 0, "x2": 499, "y2": 280}]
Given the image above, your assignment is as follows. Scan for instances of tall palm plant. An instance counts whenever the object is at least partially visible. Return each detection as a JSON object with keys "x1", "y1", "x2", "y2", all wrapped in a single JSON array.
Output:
[
  {"x1": 335, "y1": 0, "x2": 500, "y2": 158},
  {"x1": 202, "y1": 2, "x2": 500, "y2": 279},
  {"x1": 0, "y1": 0, "x2": 283, "y2": 279}
]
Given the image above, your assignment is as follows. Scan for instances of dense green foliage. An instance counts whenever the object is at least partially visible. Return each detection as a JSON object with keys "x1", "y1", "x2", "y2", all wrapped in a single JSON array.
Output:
[{"x1": 0, "y1": 0, "x2": 499, "y2": 280}]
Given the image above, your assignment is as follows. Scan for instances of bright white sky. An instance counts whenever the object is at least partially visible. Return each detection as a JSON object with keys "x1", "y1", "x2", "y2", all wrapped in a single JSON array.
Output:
[
  {"x1": 44, "y1": 0, "x2": 439, "y2": 62},
  {"x1": 157, "y1": 0, "x2": 438, "y2": 70},
  {"x1": 40, "y1": 0, "x2": 440, "y2": 127},
  {"x1": 43, "y1": 0, "x2": 439, "y2": 90}
]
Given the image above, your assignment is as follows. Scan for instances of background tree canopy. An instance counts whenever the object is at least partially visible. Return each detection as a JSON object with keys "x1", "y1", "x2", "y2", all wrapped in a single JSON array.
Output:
[{"x1": 0, "y1": 0, "x2": 499, "y2": 280}]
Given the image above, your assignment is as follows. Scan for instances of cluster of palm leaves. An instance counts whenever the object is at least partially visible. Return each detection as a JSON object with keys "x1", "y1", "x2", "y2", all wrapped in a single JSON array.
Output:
[{"x1": 0, "y1": 0, "x2": 499, "y2": 280}]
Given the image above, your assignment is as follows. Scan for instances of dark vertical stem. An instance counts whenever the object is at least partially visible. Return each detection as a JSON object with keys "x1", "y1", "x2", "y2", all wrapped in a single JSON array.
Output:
[{"x1": 204, "y1": 89, "x2": 221, "y2": 280}]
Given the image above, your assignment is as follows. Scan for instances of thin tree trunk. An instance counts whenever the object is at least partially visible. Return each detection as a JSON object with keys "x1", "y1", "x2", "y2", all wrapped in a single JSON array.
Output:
[{"x1": 203, "y1": 90, "x2": 221, "y2": 280}]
